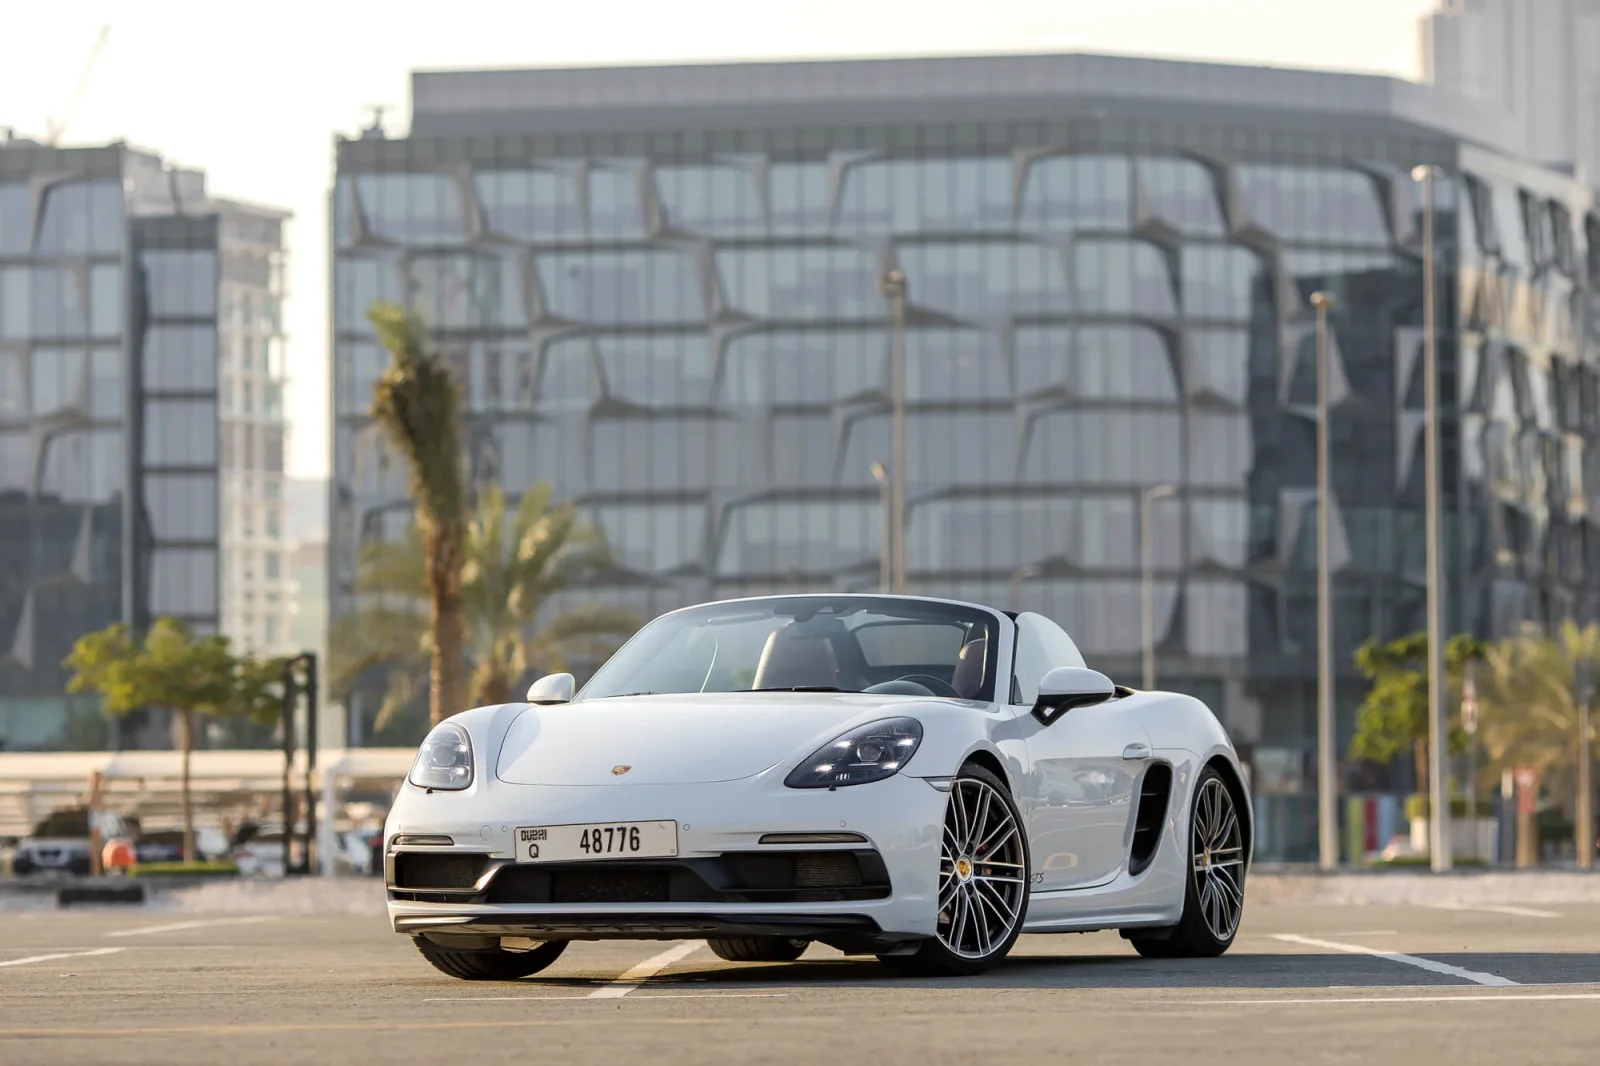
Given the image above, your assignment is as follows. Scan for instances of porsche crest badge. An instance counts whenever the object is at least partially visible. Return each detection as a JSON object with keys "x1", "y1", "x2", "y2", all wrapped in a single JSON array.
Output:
[{"x1": 611, "y1": 765, "x2": 632, "y2": 776}]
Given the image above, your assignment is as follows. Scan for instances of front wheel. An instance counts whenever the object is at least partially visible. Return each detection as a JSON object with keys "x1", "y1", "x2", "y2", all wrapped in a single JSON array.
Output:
[
  {"x1": 414, "y1": 937, "x2": 568, "y2": 980},
  {"x1": 1128, "y1": 766, "x2": 1246, "y2": 958},
  {"x1": 878, "y1": 763, "x2": 1029, "y2": 978}
]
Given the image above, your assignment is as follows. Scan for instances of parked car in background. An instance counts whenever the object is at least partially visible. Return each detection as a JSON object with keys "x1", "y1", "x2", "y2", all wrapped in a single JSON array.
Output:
[
  {"x1": 231, "y1": 822, "x2": 288, "y2": 877},
  {"x1": 11, "y1": 807, "x2": 131, "y2": 877}
]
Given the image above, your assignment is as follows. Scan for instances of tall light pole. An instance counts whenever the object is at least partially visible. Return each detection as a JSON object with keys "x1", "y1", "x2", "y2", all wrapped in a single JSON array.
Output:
[
  {"x1": 1142, "y1": 483, "x2": 1177, "y2": 690},
  {"x1": 880, "y1": 268, "x2": 909, "y2": 594},
  {"x1": 1311, "y1": 291, "x2": 1338, "y2": 872},
  {"x1": 870, "y1": 462, "x2": 891, "y2": 594},
  {"x1": 1413, "y1": 163, "x2": 1450, "y2": 873}
]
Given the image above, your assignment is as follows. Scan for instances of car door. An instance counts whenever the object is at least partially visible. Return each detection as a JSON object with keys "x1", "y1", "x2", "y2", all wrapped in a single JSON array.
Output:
[{"x1": 1009, "y1": 612, "x2": 1152, "y2": 892}]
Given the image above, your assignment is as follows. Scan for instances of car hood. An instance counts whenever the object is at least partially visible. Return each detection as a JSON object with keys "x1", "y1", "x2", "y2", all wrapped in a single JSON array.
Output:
[{"x1": 494, "y1": 692, "x2": 933, "y2": 786}]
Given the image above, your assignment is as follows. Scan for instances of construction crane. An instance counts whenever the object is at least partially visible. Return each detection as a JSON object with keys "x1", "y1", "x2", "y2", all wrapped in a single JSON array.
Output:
[{"x1": 45, "y1": 24, "x2": 110, "y2": 147}]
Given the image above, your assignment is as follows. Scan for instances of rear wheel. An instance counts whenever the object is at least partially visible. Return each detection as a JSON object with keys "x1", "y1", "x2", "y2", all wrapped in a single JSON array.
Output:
[
  {"x1": 707, "y1": 937, "x2": 810, "y2": 963},
  {"x1": 413, "y1": 937, "x2": 568, "y2": 980},
  {"x1": 878, "y1": 763, "x2": 1029, "y2": 978},
  {"x1": 1128, "y1": 766, "x2": 1246, "y2": 959}
]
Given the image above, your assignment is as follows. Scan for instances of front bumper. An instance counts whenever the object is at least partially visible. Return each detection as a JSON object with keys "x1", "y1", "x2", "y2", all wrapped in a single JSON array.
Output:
[{"x1": 384, "y1": 770, "x2": 947, "y2": 947}]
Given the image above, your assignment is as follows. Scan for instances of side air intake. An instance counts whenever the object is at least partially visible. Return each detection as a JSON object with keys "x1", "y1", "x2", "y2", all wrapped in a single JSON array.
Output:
[{"x1": 1127, "y1": 763, "x2": 1173, "y2": 877}]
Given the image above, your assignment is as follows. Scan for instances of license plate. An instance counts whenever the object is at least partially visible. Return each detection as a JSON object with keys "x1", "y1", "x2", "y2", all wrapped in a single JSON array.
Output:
[{"x1": 514, "y1": 820, "x2": 678, "y2": 864}]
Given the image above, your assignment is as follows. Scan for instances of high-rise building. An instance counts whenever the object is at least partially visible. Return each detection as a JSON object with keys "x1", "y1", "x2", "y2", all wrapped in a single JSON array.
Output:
[
  {"x1": 330, "y1": 53, "x2": 1600, "y2": 860},
  {"x1": 1421, "y1": 0, "x2": 1600, "y2": 182},
  {"x1": 0, "y1": 137, "x2": 290, "y2": 751}
]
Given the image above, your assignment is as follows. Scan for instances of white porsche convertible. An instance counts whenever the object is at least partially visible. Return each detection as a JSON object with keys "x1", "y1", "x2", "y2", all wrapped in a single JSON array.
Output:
[{"x1": 386, "y1": 594, "x2": 1251, "y2": 979}]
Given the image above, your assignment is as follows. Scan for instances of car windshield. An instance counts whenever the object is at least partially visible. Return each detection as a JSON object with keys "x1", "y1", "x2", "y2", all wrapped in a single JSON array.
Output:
[{"x1": 576, "y1": 596, "x2": 999, "y2": 702}]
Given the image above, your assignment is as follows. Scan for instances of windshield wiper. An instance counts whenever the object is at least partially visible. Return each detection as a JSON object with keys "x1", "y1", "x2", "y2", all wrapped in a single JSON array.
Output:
[{"x1": 753, "y1": 685, "x2": 845, "y2": 692}]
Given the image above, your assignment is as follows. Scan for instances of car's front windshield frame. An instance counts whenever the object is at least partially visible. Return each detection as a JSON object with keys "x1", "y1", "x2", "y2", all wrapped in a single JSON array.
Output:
[{"x1": 575, "y1": 595, "x2": 1002, "y2": 703}]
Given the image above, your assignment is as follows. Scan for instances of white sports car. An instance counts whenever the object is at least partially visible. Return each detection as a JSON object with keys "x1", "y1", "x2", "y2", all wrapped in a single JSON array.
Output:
[{"x1": 385, "y1": 594, "x2": 1251, "y2": 979}]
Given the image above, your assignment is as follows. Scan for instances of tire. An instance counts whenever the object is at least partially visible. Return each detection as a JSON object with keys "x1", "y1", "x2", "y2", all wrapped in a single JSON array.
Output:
[
  {"x1": 707, "y1": 937, "x2": 809, "y2": 963},
  {"x1": 1128, "y1": 765, "x2": 1246, "y2": 959},
  {"x1": 878, "y1": 762, "x2": 1029, "y2": 978},
  {"x1": 414, "y1": 937, "x2": 568, "y2": 981}
]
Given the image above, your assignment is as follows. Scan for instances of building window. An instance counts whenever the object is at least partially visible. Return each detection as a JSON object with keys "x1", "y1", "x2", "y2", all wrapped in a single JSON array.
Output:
[{"x1": 265, "y1": 551, "x2": 280, "y2": 579}]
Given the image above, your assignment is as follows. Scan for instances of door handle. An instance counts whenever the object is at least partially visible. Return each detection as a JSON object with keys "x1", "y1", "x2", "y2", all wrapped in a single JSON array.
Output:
[{"x1": 1122, "y1": 742, "x2": 1151, "y2": 761}]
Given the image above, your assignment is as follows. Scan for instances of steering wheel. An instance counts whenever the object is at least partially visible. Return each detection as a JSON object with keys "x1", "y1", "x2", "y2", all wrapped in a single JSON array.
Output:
[{"x1": 894, "y1": 673, "x2": 961, "y2": 699}]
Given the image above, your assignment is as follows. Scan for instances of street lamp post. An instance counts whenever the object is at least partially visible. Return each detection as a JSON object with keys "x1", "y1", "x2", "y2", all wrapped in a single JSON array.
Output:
[
  {"x1": 1311, "y1": 291, "x2": 1338, "y2": 871},
  {"x1": 1412, "y1": 163, "x2": 1450, "y2": 873},
  {"x1": 1141, "y1": 484, "x2": 1176, "y2": 691},
  {"x1": 880, "y1": 269, "x2": 909, "y2": 594},
  {"x1": 870, "y1": 462, "x2": 891, "y2": 594}
]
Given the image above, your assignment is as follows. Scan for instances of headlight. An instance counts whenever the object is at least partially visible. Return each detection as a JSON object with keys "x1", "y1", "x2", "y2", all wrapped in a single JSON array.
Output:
[
  {"x1": 784, "y1": 718, "x2": 923, "y2": 789},
  {"x1": 408, "y1": 723, "x2": 474, "y2": 791}
]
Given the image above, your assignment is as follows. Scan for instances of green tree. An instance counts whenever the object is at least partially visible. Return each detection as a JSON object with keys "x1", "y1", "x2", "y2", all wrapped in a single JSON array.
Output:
[
  {"x1": 331, "y1": 482, "x2": 639, "y2": 730},
  {"x1": 64, "y1": 619, "x2": 285, "y2": 862},
  {"x1": 368, "y1": 301, "x2": 467, "y2": 727},
  {"x1": 1476, "y1": 620, "x2": 1600, "y2": 868},
  {"x1": 1350, "y1": 631, "x2": 1488, "y2": 796}
]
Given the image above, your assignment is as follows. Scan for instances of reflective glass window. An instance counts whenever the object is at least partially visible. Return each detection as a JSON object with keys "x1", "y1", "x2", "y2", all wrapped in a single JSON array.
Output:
[
  {"x1": 0, "y1": 431, "x2": 29, "y2": 491},
  {"x1": 1019, "y1": 154, "x2": 1132, "y2": 232},
  {"x1": 535, "y1": 337, "x2": 598, "y2": 411},
  {"x1": 0, "y1": 184, "x2": 28, "y2": 254},
  {"x1": 588, "y1": 164, "x2": 648, "y2": 239},
  {"x1": 88, "y1": 347, "x2": 121, "y2": 419},
  {"x1": 1181, "y1": 246, "x2": 1263, "y2": 320},
  {"x1": 1187, "y1": 330, "x2": 1251, "y2": 405},
  {"x1": 539, "y1": 250, "x2": 703, "y2": 324},
  {"x1": 1072, "y1": 240, "x2": 1176, "y2": 316},
  {"x1": 493, "y1": 419, "x2": 588, "y2": 500},
  {"x1": 143, "y1": 326, "x2": 217, "y2": 392},
  {"x1": 899, "y1": 241, "x2": 1068, "y2": 319},
  {"x1": 0, "y1": 352, "x2": 22, "y2": 416},
  {"x1": 592, "y1": 503, "x2": 708, "y2": 574},
  {"x1": 142, "y1": 252, "x2": 216, "y2": 318},
  {"x1": 143, "y1": 399, "x2": 217, "y2": 465},
  {"x1": 30, "y1": 348, "x2": 87, "y2": 417},
  {"x1": 29, "y1": 267, "x2": 87, "y2": 338},
  {"x1": 716, "y1": 501, "x2": 879, "y2": 575},
  {"x1": 722, "y1": 329, "x2": 886, "y2": 406},
  {"x1": 1188, "y1": 413, "x2": 1253, "y2": 487},
  {"x1": 597, "y1": 334, "x2": 714, "y2": 407},
  {"x1": 716, "y1": 247, "x2": 880, "y2": 320},
  {"x1": 353, "y1": 173, "x2": 466, "y2": 244},
  {"x1": 655, "y1": 164, "x2": 765, "y2": 235},
  {"x1": 841, "y1": 412, "x2": 1018, "y2": 490},
  {"x1": 475, "y1": 167, "x2": 586, "y2": 241},
  {"x1": 335, "y1": 255, "x2": 402, "y2": 332},
  {"x1": 409, "y1": 253, "x2": 526, "y2": 330},
  {"x1": 1185, "y1": 581, "x2": 1248, "y2": 656},
  {"x1": 1021, "y1": 410, "x2": 1183, "y2": 485},
  {"x1": 769, "y1": 163, "x2": 832, "y2": 235},
  {"x1": 150, "y1": 548, "x2": 217, "y2": 616},
  {"x1": 1490, "y1": 182, "x2": 1530, "y2": 271},
  {"x1": 589, "y1": 416, "x2": 748, "y2": 493},
  {"x1": 1190, "y1": 498, "x2": 1249, "y2": 567},
  {"x1": 0, "y1": 267, "x2": 27, "y2": 339},
  {"x1": 1015, "y1": 325, "x2": 1177, "y2": 401},
  {"x1": 837, "y1": 158, "x2": 1012, "y2": 235},
  {"x1": 769, "y1": 414, "x2": 835, "y2": 486},
  {"x1": 1235, "y1": 165, "x2": 1389, "y2": 244},
  {"x1": 89, "y1": 265, "x2": 122, "y2": 338},
  {"x1": 38, "y1": 429, "x2": 121, "y2": 503},
  {"x1": 36, "y1": 181, "x2": 124, "y2": 255},
  {"x1": 908, "y1": 496, "x2": 1071, "y2": 573},
  {"x1": 143, "y1": 474, "x2": 217, "y2": 540},
  {"x1": 337, "y1": 340, "x2": 387, "y2": 416},
  {"x1": 905, "y1": 329, "x2": 1009, "y2": 401},
  {"x1": 1138, "y1": 157, "x2": 1226, "y2": 236}
]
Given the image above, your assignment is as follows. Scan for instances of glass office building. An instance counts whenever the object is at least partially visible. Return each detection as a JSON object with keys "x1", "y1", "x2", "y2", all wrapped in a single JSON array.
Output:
[
  {"x1": 331, "y1": 54, "x2": 1600, "y2": 859},
  {"x1": 0, "y1": 139, "x2": 287, "y2": 752}
]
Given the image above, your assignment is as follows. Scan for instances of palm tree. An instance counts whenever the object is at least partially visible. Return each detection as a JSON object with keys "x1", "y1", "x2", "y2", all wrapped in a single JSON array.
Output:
[
  {"x1": 331, "y1": 481, "x2": 640, "y2": 729},
  {"x1": 1477, "y1": 620, "x2": 1600, "y2": 867},
  {"x1": 367, "y1": 302, "x2": 468, "y2": 726}
]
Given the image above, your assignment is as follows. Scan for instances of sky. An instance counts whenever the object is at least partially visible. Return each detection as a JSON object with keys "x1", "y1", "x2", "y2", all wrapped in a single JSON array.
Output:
[{"x1": 1, "y1": 0, "x2": 1440, "y2": 483}]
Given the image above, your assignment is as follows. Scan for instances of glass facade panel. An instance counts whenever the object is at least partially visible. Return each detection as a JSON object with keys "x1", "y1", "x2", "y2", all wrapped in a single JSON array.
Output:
[
  {"x1": 143, "y1": 399, "x2": 217, "y2": 465},
  {"x1": 476, "y1": 167, "x2": 585, "y2": 241},
  {"x1": 717, "y1": 247, "x2": 879, "y2": 319},
  {"x1": 409, "y1": 253, "x2": 526, "y2": 330},
  {"x1": 717, "y1": 501, "x2": 879, "y2": 575},
  {"x1": 899, "y1": 242, "x2": 1067, "y2": 319},
  {"x1": 0, "y1": 266, "x2": 28, "y2": 339},
  {"x1": 655, "y1": 164, "x2": 764, "y2": 235},
  {"x1": 1015, "y1": 325, "x2": 1177, "y2": 400},
  {"x1": 1236, "y1": 165, "x2": 1390, "y2": 243},
  {"x1": 1022, "y1": 410, "x2": 1184, "y2": 485},
  {"x1": 143, "y1": 474, "x2": 218, "y2": 540},
  {"x1": 1139, "y1": 157, "x2": 1226, "y2": 236},
  {"x1": 354, "y1": 173, "x2": 466, "y2": 243},
  {"x1": 587, "y1": 164, "x2": 648, "y2": 239},
  {"x1": 36, "y1": 181, "x2": 124, "y2": 255},
  {"x1": 1072, "y1": 240, "x2": 1176, "y2": 316},
  {"x1": 597, "y1": 335, "x2": 714, "y2": 407},
  {"x1": 592, "y1": 503, "x2": 707, "y2": 573},
  {"x1": 89, "y1": 265, "x2": 122, "y2": 338},
  {"x1": 723, "y1": 330, "x2": 885, "y2": 406},
  {"x1": 539, "y1": 250, "x2": 703, "y2": 324},
  {"x1": 837, "y1": 158, "x2": 1013, "y2": 234},
  {"x1": 150, "y1": 547, "x2": 217, "y2": 616},
  {"x1": 1019, "y1": 155, "x2": 1133, "y2": 231},
  {"x1": 142, "y1": 252, "x2": 217, "y2": 318},
  {"x1": 336, "y1": 255, "x2": 403, "y2": 332},
  {"x1": 29, "y1": 267, "x2": 87, "y2": 338},
  {"x1": 143, "y1": 326, "x2": 218, "y2": 391},
  {"x1": 1181, "y1": 245, "x2": 1264, "y2": 320},
  {"x1": 0, "y1": 183, "x2": 28, "y2": 254}
]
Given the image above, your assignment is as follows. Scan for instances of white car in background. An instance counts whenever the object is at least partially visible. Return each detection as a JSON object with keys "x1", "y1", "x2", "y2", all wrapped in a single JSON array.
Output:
[{"x1": 385, "y1": 595, "x2": 1251, "y2": 980}]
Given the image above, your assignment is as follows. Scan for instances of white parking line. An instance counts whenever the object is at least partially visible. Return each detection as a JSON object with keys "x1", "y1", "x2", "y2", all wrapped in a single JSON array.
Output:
[
  {"x1": 1198, "y1": 992, "x2": 1600, "y2": 1006},
  {"x1": 1423, "y1": 902, "x2": 1562, "y2": 919},
  {"x1": 105, "y1": 916, "x2": 281, "y2": 939},
  {"x1": 588, "y1": 942, "x2": 703, "y2": 999},
  {"x1": 0, "y1": 947, "x2": 125, "y2": 969},
  {"x1": 1271, "y1": 933, "x2": 1517, "y2": 987}
]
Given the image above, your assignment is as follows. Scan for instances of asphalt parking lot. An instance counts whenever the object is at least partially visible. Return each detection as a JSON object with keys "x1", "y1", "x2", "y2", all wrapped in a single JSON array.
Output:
[{"x1": 3, "y1": 902, "x2": 1600, "y2": 1065}]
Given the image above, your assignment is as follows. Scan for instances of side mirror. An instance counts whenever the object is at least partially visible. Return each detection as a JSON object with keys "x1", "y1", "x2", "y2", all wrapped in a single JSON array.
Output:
[
  {"x1": 525, "y1": 673, "x2": 575, "y2": 705},
  {"x1": 1031, "y1": 667, "x2": 1116, "y2": 726}
]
